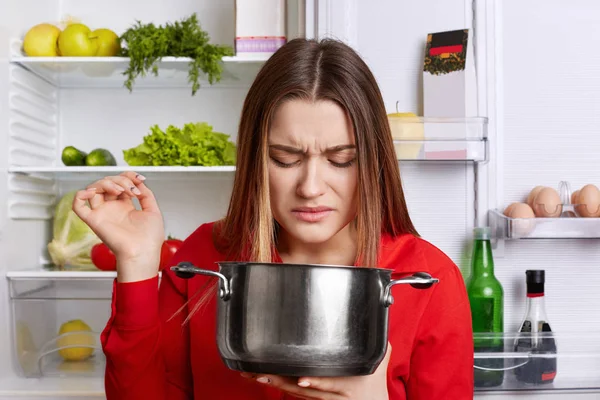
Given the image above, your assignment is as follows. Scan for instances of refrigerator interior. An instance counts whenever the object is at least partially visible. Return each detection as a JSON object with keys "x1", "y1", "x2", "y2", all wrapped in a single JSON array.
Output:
[
  {"x1": 1, "y1": 0, "x2": 600, "y2": 398},
  {"x1": 0, "y1": 0, "x2": 307, "y2": 395}
]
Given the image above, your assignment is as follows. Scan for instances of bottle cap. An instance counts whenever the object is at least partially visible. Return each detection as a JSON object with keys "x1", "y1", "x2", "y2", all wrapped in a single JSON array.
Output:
[
  {"x1": 473, "y1": 226, "x2": 491, "y2": 240},
  {"x1": 526, "y1": 270, "x2": 545, "y2": 296},
  {"x1": 526, "y1": 270, "x2": 545, "y2": 284}
]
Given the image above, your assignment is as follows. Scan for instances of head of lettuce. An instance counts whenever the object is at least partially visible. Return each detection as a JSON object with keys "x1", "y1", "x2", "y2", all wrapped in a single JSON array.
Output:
[
  {"x1": 47, "y1": 191, "x2": 101, "y2": 270},
  {"x1": 123, "y1": 122, "x2": 236, "y2": 167}
]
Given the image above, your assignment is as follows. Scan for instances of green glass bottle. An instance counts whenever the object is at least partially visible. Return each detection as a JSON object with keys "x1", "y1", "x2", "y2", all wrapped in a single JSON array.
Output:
[{"x1": 467, "y1": 227, "x2": 504, "y2": 388}]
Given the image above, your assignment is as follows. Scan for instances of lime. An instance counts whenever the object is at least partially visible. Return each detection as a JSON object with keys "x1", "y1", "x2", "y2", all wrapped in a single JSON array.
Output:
[
  {"x1": 85, "y1": 149, "x2": 117, "y2": 166},
  {"x1": 62, "y1": 146, "x2": 87, "y2": 166}
]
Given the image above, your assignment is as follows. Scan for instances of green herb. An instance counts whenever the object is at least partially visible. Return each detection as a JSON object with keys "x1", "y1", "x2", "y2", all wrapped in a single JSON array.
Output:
[
  {"x1": 119, "y1": 14, "x2": 234, "y2": 95},
  {"x1": 123, "y1": 122, "x2": 236, "y2": 166}
]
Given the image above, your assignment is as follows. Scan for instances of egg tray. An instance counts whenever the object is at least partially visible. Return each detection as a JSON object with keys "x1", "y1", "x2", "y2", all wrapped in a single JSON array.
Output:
[{"x1": 491, "y1": 181, "x2": 600, "y2": 239}]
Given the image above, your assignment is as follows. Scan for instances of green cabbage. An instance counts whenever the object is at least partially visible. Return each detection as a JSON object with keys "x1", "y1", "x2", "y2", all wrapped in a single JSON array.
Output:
[{"x1": 47, "y1": 191, "x2": 101, "y2": 269}]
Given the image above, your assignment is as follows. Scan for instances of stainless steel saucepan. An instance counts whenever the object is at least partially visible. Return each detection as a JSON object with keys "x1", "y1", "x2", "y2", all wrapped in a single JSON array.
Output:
[{"x1": 172, "y1": 261, "x2": 439, "y2": 377}]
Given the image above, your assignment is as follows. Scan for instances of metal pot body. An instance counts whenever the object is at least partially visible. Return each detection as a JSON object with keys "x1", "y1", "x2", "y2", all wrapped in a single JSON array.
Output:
[{"x1": 172, "y1": 262, "x2": 438, "y2": 377}]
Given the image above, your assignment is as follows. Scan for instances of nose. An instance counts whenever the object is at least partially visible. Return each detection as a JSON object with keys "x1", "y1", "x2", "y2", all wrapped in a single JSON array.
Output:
[{"x1": 296, "y1": 159, "x2": 327, "y2": 199}]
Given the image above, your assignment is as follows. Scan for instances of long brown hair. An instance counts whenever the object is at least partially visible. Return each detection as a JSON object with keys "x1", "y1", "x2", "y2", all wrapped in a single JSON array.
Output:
[{"x1": 216, "y1": 38, "x2": 417, "y2": 268}]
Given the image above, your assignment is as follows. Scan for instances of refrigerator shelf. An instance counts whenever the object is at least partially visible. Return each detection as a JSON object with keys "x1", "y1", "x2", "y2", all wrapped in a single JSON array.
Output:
[
  {"x1": 7, "y1": 267, "x2": 164, "y2": 281},
  {"x1": 7, "y1": 268, "x2": 117, "y2": 280},
  {"x1": 9, "y1": 165, "x2": 237, "y2": 181},
  {"x1": 389, "y1": 116, "x2": 488, "y2": 163},
  {"x1": 0, "y1": 376, "x2": 104, "y2": 396},
  {"x1": 9, "y1": 39, "x2": 267, "y2": 90},
  {"x1": 473, "y1": 332, "x2": 600, "y2": 392},
  {"x1": 489, "y1": 209, "x2": 600, "y2": 239}
]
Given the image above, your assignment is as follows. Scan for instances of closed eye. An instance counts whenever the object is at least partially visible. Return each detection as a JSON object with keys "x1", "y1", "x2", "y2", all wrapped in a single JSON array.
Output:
[
  {"x1": 270, "y1": 157, "x2": 299, "y2": 168},
  {"x1": 330, "y1": 159, "x2": 355, "y2": 168}
]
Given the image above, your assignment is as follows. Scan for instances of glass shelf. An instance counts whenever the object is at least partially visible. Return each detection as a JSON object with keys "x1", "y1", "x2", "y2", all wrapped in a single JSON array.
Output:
[
  {"x1": 9, "y1": 165, "x2": 236, "y2": 181},
  {"x1": 9, "y1": 39, "x2": 267, "y2": 90},
  {"x1": 489, "y1": 209, "x2": 600, "y2": 239},
  {"x1": 388, "y1": 116, "x2": 488, "y2": 162},
  {"x1": 6, "y1": 266, "x2": 164, "y2": 282},
  {"x1": 474, "y1": 332, "x2": 600, "y2": 392}
]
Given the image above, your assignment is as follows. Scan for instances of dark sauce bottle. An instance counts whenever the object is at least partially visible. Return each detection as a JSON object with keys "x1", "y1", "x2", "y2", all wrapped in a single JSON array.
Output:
[{"x1": 513, "y1": 270, "x2": 557, "y2": 385}]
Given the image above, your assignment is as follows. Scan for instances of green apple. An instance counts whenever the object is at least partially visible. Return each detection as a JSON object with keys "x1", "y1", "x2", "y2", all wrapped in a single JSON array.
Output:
[
  {"x1": 58, "y1": 24, "x2": 98, "y2": 56},
  {"x1": 91, "y1": 28, "x2": 120, "y2": 56},
  {"x1": 23, "y1": 23, "x2": 61, "y2": 57}
]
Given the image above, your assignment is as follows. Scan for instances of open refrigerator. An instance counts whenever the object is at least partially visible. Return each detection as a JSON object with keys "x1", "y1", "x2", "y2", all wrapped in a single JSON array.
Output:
[
  {"x1": 2, "y1": 1, "x2": 599, "y2": 399},
  {"x1": 0, "y1": 0, "x2": 311, "y2": 397}
]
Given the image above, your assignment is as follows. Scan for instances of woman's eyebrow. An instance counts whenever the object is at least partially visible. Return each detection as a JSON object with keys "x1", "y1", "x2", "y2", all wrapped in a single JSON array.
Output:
[
  {"x1": 325, "y1": 144, "x2": 356, "y2": 153},
  {"x1": 268, "y1": 144, "x2": 356, "y2": 154},
  {"x1": 268, "y1": 144, "x2": 304, "y2": 154}
]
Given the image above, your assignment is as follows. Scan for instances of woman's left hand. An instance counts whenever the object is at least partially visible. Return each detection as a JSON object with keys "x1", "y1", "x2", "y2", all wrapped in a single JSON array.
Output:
[{"x1": 242, "y1": 343, "x2": 392, "y2": 400}]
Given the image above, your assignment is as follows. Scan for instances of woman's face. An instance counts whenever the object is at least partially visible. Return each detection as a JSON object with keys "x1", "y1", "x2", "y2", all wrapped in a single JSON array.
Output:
[{"x1": 268, "y1": 99, "x2": 358, "y2": 245}]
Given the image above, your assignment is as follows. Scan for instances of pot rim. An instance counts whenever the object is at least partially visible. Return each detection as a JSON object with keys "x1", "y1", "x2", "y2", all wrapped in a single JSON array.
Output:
[{"x1": 216, "y1": 261, "x2": 393, "y2": 273}]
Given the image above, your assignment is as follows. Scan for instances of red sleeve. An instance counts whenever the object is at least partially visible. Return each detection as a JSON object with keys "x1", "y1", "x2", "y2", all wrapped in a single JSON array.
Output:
[
  {"x1": 406, "y1": 260, "x2": 474, "y2": 399},
  {"x1": 101, "y1": 271, "x2": 192, "y2": 400}
]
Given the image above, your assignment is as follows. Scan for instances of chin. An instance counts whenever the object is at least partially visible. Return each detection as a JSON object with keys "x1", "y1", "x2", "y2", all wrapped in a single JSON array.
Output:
[{"x1": 282, "y1": 223, "x2": 339, "y2": 245}]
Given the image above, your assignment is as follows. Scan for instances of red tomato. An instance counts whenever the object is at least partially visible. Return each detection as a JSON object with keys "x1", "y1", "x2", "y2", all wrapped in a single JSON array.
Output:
[
  {"x1": 159, "y1": 238, "x2": 184, "y2": 271},
  {"x1": 91, "y1": 243, "x2": 117, "y2": 271}
]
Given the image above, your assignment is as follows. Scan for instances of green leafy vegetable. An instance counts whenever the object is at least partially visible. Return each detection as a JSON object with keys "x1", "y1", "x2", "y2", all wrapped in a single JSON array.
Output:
[
  {"x1": 123, "y1": 122, "x2": 237, "y2": 167},
  {"x1": 119, "y1": 13, "x2": 234, "y2": 95},
  {"x1": 47, "y1": 191, "x2": 101, "y2": 270}
]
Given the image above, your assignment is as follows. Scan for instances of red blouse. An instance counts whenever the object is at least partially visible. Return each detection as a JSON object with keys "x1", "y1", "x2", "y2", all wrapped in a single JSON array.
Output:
[{"x1": 101, "y1": 222, "x2": 474, "y2": 399}]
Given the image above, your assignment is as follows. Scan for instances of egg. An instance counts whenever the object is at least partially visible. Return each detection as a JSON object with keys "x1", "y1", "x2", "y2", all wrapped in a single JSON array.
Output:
[
  {"x1": 576, "y1": 184, "x2": 600, "y2": 217},
  {"x1": 532, "y1": 187, "x2": 562, "y2": 217},
  {"x1": 527, "y1": 186, "x2": 546, "y2": 208},
  {"x1": 508, "y1": 202, "x2": 536, "y2": 237},
  {"x1": 503, "y1": 202, "x2": 520, "y2": 217},
  {"x1": 571, "y1": 190, "x2": 580, "y2": 205},
  {"x1": 510, "y1": 202, "x2": 535, "y2": 219}
]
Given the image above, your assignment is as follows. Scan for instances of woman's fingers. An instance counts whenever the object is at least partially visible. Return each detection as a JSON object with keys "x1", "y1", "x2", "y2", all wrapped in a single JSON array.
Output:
[
  {"x1": 77, "y1": 172, "x2": 158, "y2": 214},
  {"x1": 72, "y1": 188, "x2": 96, "y2": 221},
  {"x1": 135, "y1": 182, "x2": 160, "y2": 213},
  {"x1": 117, "y1": 172, "x2": 159, "y2": 213},
  {"x1": 84, "y1": 172, "x2": 147, "y2": 202},
  {"x1": 296, "y1": 376, "x2": 349, "y2": 394},
  {"x1": 88, "y1": 190, "x2": 104, "y2": 209},
  {"x1": 120, "y1": 171, "x2": 146, "y2": 184},
  {"x1": 86, "y1": 177, "x2": 126, "y2": 196},
  {"x1": 105, "y1": 175, "x2": 140, "y2": 196},
  {"x1": 252, "y1": 375, "x2": 345, "y2": 400}
]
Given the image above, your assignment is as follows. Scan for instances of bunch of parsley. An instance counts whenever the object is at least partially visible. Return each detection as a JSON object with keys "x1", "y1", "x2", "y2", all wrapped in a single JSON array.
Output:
[{"x1": 119, "y1": 14, "x2": 234, "y2": 95}]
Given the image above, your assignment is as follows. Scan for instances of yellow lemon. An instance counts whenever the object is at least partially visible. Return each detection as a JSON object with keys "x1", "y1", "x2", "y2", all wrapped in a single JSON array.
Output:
[{"x1": 56, "y1": 319, "x2": 95, "y2": 361}]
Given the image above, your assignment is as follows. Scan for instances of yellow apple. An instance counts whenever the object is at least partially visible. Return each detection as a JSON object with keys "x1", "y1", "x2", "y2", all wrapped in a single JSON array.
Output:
[
  {"x1": 23, "y1": 23, "x2": 61, "y2": 57},
  {"x1": 91, "y1": 29, "x2": 120, "y2": 56},
  {"x1": 58, "y1": 24, "x2": 98, "y2": 56}
]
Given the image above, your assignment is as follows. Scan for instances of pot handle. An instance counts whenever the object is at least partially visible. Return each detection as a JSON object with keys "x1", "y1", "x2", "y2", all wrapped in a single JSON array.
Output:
[
  {"x1": 383, "y1": 272, "x2": 439, "y2": 307},
  {"x1": 171, "y1": 262, "x2": 231, "y2": 300}
]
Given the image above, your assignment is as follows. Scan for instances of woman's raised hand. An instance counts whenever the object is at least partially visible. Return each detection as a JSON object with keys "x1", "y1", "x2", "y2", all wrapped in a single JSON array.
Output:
[{"x1": 72, "y1": 171, "x2": 165, "y2": 282}]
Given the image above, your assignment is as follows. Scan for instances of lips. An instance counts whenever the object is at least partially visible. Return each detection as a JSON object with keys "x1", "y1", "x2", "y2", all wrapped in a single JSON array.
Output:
[{"x1": 291, "y1": 206, "x2": 334, "y2": 223}]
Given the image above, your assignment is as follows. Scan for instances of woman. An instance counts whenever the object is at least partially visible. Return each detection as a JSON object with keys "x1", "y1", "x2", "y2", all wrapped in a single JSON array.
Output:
[{"x1": 73, "y1": 38, "x2": 473, "y2": 399}]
